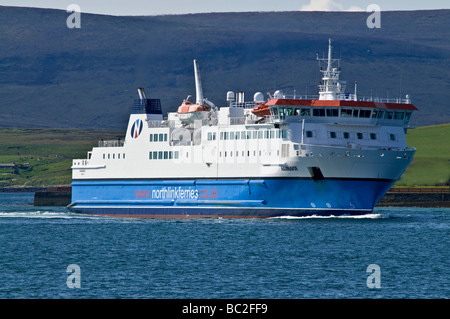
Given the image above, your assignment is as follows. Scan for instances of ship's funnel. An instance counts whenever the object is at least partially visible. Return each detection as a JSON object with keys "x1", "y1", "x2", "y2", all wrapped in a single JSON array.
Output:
[
  {"x1": 193, "y1": 59, "x2": 204, "y2": 105},
  {"x1": 137, "y1": 88, "x2": 147, "y2": 100}
]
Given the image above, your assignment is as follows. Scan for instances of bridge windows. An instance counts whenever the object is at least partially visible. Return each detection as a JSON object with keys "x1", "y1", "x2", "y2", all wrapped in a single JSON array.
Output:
[{"x1": 326, "y1": 108, "x2": 339, "y2": 117}]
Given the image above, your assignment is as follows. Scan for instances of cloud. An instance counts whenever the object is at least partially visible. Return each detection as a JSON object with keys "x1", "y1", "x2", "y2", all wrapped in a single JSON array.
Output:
[{"x1": 300, "y1": 0, "x2": 363, "y2": 12}]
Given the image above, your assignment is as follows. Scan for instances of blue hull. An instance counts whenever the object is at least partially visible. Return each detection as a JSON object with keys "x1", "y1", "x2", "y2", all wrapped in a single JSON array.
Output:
[{"x1": 68, "y1": 178, "x2": 393, "y2": 218}]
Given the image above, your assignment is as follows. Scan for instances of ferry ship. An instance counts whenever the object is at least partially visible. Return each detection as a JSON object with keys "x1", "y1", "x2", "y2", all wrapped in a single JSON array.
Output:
[{"x1": 68, "y1": 39, "x2": 417, "y2": 218}]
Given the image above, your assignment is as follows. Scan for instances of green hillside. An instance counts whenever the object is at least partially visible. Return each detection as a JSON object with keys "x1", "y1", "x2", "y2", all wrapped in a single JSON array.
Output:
[
  {"x1": 0, "y1": 128, "x2": 122, "y2": 186},
  {"x1": 396, "y1": 123, "x2": 450, "y2": 186},
  {"x1": 0, "y1": 125, "x2": 448, "y2": 188}
]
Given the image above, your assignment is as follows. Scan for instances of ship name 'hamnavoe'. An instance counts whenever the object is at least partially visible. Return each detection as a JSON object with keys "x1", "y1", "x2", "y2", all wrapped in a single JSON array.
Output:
[{"x1": 68, "y1": 39, "x2": 417, "y2": 218}]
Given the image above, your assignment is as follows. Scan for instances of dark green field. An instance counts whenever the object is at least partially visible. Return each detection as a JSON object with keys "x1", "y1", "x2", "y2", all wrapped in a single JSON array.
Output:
[{"x1": 0, "y1": 124, "x2": 448, "y2": 187}]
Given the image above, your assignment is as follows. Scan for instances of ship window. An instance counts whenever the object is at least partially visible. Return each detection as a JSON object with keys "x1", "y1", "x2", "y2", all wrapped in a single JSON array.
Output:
[
  {"x1": 300, "y1": 108, "x2": 311, "y2": 116},
  {"x1": 220, "y1": 132, "x2": 224, "y2": 140},
  {"x1": 305, "y1": 131, "x2": 313, "y2": 138},
  {"x1": 384, "y1": 112, "x2": 393, "y2": 119},
  {"x1": 357, "y1": 133, "x2": 363, "y2": 140},
  {"x1": 270, "y1": 130, "x2": 275, "y2": 138},
  {"x1": 329, "y1": 131, "x2": 337, "y2": 139},
  {"x1": 265, "y1": 130, "x2": 270, "y2": 139},
  {"x1": 224, "y1": 151, "x2": 227, "y2": 157},
  {"x1": 169, "y1": 151, "x2": 173, "y2": 159},
  {"x1": 112, "y1": 154, "x2": 115, "y2": 159},
  {"x1": 360, "y1": 110, "x2": 371, "y2": 118},
  {"x1": 208, "y1": 132, "x2": 212, "y2": 140},
  {"x1": 294, "y1": 108, "x2": 301, "y2": 116},
  {"x1": 224, "y1": 132, "x2": 229, "y2": 140},
  {"x1": 370, "y1": 133, "x2": 377, "y2": 140},
  {"x1": 326, "y1": 108, "x2": 339, "y2": 117},
  {"x1": 158, "y1": 151, "x2": 163, "y2": 159},
  {"x1": 371, "y1": 110, "x2": 378, "y2": 118},
  {"x1": 241, "y1": 131, "x2": 246, "y2": 139},
  {"x1": 103, "y1": 154, "x2": 105, "y2": 159},
  {"x1": 313, "y1": 108, "x2": 325, "y2": 117},
  {"x1": 164, "y1": 134, "x2": 168, "y2": 142},
  {"x1": 118, "y1": 153, "x2": 120, "y2": 159},
  {"x1": 235, "y1": 132, "x2": 239, "y2": 140},
  {"x1": 389, "y1": 134, "x2": 396, "y2": 141},
  {"x1": 230, "y1": 132, "x2": 235, "y2": 140},
  {"x1": 282, "y1": 130, "x2": 287, "y2": 138},
  {"x1": 150, "y1": 134, "x2": 153, "y2": 142},
  {"x1": 149, "y1": 152, "x2": 152, "y2": 160},
  {"x1": 123, "y1": 153, "x2": 125, "y2": 159},
  {"x1": 405, "y1": 112, "x2": 412, "y2": 122},
  {"x1": 343, "y1": 132, "x2": 350, "y2": 139},
  {"x1": 164, "y1": 151, "x2": 168, "y2": 159},
  {"x1": 247, "y1": 131, "x2": 252, "y2": 139},
  {"x1": 257, "y1": 131, "x2": 262, "y2": 139},
  {"x1": 253, "y1": 131, "x2": 258, "y2": 139},
  {"x1": 153, "y1": 134, "x2": 158, "y2": 142},
  {"x1": 341, "y1": 109, "x2": 352, "y2": 117},
  {"x1": 174, "y1": 151, "x2": 179, "y2": 159},
  {"x1": 395, "y1": 112, "x2": 404, "y2": 120},
  {"x1": 286, "y1": 108, "x2": 294, "y2": 116},
  {"x1": 158, "y1": 134, "x2": 163, "y2": 141},
  {"x1": 377, "y1": 111, "x2": 384, "y2": 119},
  {"x1": 108, "y1": 154, "x2": 110, "y2": 159},
  {"x1": 153, "y1": 151, "x2": 157, "y2": 159},
  {"x1": 276, "y1": 130, "x2": 281, "y2": 138},
  {"x1": 352, "y1": 109, "x2": 359, "y2": 117}
]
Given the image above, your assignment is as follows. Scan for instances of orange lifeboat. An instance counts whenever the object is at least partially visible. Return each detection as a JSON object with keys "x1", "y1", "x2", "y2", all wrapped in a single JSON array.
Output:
[
  {"x1": 251, "y1": 103, "x2": 270, "y2": 117},
  {"x1": 177, "y1": 100, "x2": 209, "y2": 114}
]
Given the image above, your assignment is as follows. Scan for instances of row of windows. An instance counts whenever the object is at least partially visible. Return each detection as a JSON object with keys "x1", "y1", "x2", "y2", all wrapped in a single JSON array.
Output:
[
  {"x1": 219, "y1": 150, "x2": 280, "y2": 158},
  {"x1": 207, "y1": 130, "x2": 288, "y2": 141},
  {"x1": 149, "y1": 151, "x2": 180, "y2": 160},
  {"x1": 273, "y1": 107, "x2": 412, "y2": 122},
  {"x1": 306, "y1": 131, "x2": 397, "y2": 141},
  {"x1": 150, "y1": 133, "x2": 168, "y2": 142},
  {"x1": 328, "y1": 131, "x2": 378, "y2": 140},
  {"x1": 103, "y1": 153, "x2": 126, "y2": 159}
]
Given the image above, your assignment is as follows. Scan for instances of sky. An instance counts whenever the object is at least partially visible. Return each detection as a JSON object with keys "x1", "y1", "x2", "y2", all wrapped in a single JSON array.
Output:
[{"x1": 0, "y1": 0, "x2": 448, "y2": 15}]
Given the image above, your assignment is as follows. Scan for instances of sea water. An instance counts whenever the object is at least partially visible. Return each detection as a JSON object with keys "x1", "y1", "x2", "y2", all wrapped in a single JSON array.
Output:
[{"x1": 0, "y1": 192, "x2": 448, "y2": 299}]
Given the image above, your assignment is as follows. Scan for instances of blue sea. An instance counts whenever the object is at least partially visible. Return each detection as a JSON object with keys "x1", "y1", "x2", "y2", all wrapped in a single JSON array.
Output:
[{"x1": 0, "y1": 192, "x2": 448, "y2": 299}]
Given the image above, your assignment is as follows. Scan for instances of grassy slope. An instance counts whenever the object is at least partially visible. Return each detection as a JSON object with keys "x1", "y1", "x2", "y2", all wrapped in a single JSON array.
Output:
[
  {"x1": 0, "y1": 128, "x2": 122, "y2": 186},
  {"x1": 0, "y1": 124, "x2": 448, "y2": 187},
  {"x1": 396, "y1": 123, "x2": 450, "y2": 186}
]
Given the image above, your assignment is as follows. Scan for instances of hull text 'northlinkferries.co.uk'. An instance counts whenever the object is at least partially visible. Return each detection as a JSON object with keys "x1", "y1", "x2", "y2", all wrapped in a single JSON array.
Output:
[{"x1": 68, "y1": 39, "x2": 418, "y2": 218}]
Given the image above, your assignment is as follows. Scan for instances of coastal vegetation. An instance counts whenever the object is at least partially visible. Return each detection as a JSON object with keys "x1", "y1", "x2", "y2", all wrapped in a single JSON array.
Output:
[{"x1": 0, "y1": 124, "x2": 448, "y2": 188}]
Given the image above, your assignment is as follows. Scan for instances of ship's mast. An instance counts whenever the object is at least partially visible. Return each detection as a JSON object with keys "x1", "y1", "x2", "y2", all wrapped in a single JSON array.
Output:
[
  {"x1": 317, "y1": 38, "x2": 346, "y2": 100},
  {"x1": 193, "y1": 59, "x2": 204, "y2": 105}
]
